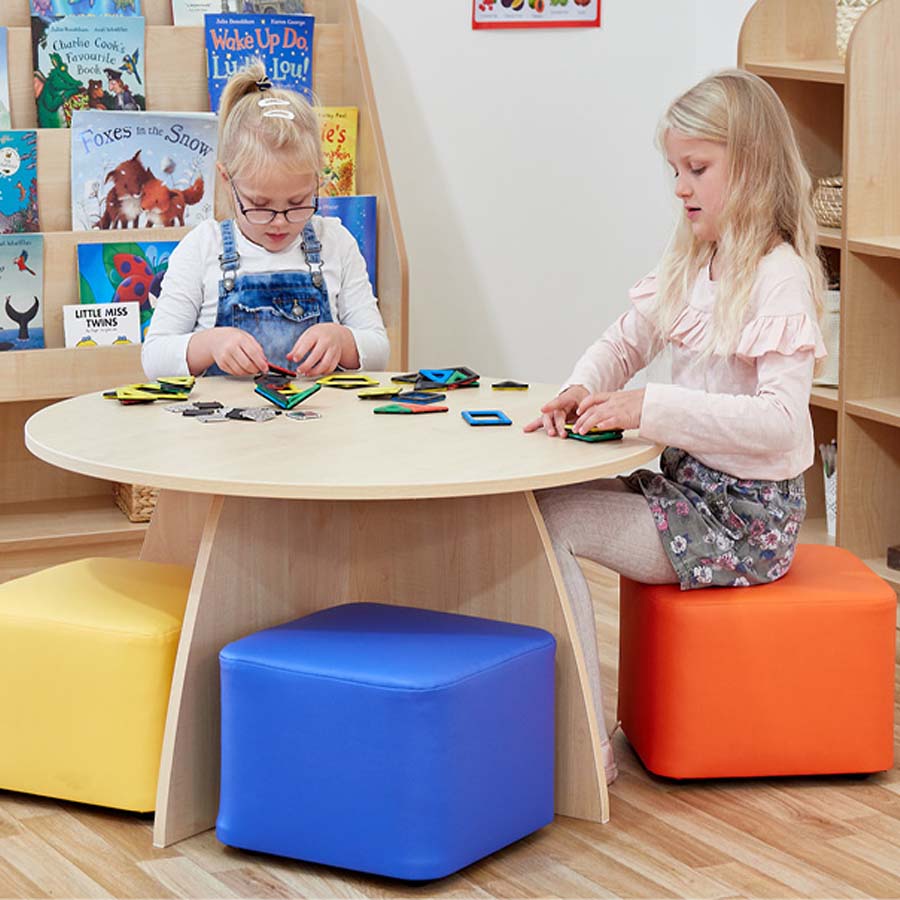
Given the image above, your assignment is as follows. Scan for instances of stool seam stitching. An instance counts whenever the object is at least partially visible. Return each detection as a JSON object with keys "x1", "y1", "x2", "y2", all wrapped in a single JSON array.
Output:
[
  {"x1": 220, "y1": 642, "x2": 555, "y2": 691},
  {"x1": 0, "y1": 615, "x2": 182, "y2": 639}
]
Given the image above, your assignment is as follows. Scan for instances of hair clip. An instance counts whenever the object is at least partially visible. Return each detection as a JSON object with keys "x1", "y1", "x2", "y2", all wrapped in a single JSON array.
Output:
[
  {"x1": 255, "y1": 76, "x2": 273, "y2": 92},
  {"x1": 258, "y1": 97, "x2": 291, "y2": 107},
  {"x1": 262, "y1": 109, "x2": 295, "y2": 120}
]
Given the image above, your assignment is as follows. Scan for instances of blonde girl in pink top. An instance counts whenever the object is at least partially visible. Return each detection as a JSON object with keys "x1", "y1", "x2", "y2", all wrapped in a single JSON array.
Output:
[{"x1": 525, "y1": 70, "x2": 827, "y2": 784}]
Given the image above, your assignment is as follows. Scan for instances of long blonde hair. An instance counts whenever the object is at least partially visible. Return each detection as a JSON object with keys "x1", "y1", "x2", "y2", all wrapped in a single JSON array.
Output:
[
  {"x1": 217, "y1": 60, "x2": 323, "y2": 184},
  {"x1": 653, "y1": 69, "x2": 826, "y2": 357}
]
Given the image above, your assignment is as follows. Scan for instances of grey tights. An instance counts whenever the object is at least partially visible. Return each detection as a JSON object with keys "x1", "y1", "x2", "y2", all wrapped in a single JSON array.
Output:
[{"x1": 535, "y1": 478, "x2": 678, "y2": 783}]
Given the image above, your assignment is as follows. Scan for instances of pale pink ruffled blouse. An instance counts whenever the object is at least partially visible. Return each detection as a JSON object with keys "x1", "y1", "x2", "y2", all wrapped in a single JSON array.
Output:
[{"x1": 565, "y1": 243, "x2": 827, "y2": 481}]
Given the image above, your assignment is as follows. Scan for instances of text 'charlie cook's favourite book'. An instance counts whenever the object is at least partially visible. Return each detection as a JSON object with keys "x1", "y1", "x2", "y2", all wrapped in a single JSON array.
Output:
[
  {"x1": 172, "y1": 0, "x2": 304, "y2": 27},
  {"x1": 71, "y1": 109, "x2": 218, "y2": 231},
  {"x1": 317, "y1": 107, "x2": 357, "y2": 197},
  {"x1": 32, "y1": 15, "x2": 146, "y2": 128},
  {"x1": 0, "y1": 131, "x2": 40, "y2": 234},
  {"x1": 0, "y1": 234, "x2": 44, "y2": 351},
  {"x1": 204, "y1": 13, "x2": 314, "y2": 112}
]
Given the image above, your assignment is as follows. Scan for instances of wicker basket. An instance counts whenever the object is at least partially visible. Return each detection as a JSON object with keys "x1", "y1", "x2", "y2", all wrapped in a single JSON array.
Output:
[
  {"x1": 113, "y1": 482, "x2": 160, "y2": 523},
  {"x1": 836, "y1": 0, "x2": 879, "y2": 60},
  {"x1": 813, "y1": 175, "x2": 843, "y2": 228}
]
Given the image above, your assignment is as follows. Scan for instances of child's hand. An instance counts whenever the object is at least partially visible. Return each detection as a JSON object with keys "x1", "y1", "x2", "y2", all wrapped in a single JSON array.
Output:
[
  {"x1": 572, "y1": 388, "x2": 645, "y2": 433},
  {"x1": 197, "y1": 327, "x2": 268, "y2": 376},
  {"x1": 523, "y1": 385, "x2": 589, "y2": 437},
  {"x1": 288, "y1": 323, "x2": 357, "y2": 376}
]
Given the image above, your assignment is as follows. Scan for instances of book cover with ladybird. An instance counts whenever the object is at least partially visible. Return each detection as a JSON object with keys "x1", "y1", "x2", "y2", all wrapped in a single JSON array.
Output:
[
  {"x1": 316, "y1": 106, "x2": 357, "y2": 197},
  {"x1": 77, "y1": 239, "x2": 178, "y2": 339},
  {"x1": 204, "y1": 13, "x2": 314, "y2": 112},
  {"x1": 70, "y1": 109, "x2": 217, "y2": 231},
  {"x1": 172, "y1": 0, "x2": 304, "y2": 27},
  {"x1": 31, "y1": 15, "x2": 146, "y2": 128},
  {"x1": 0, "y1": 234, "x2": 44, "y2": 351},
  {"x1": 0, "y1": 29, "x2": 11, "y2": 131},
  {"x1": 318, "y1": 194, "x2": 376, "y2": 291},
  {"x1": 30, "y1": 0, "x2": 142, "y2": 17},
  {"x1": 0, "y1": 131, "x2": 40, "y2": 234}
]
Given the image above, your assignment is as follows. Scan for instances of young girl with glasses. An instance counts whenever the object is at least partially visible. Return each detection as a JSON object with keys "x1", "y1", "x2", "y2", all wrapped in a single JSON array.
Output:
[
  {"x1": 525, "y1": 69, "x2": 827, "y2": 785},
  {"x1": 143, "y1": 62, "x2": 388, "y2": 379}
]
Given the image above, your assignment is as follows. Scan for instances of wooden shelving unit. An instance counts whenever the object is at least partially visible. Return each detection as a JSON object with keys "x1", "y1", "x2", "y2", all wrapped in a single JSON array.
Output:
[
  {"x1": 0, "y1": 0, "x2": 408, "y2": 582},
  {"x1": 741, "y1": 0, "x2": 900, "y2": 596}
]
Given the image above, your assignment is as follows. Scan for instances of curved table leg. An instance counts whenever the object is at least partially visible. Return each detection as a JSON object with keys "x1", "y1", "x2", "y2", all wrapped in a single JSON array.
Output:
[{"x1": 152, "y1": 490, "x2": 609, "y2": 847}]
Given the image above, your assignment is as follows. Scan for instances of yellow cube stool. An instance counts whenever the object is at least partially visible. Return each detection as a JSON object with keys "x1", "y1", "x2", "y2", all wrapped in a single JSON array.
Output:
[{"x1": 0, "y1": 557, "x2": 191, "y2": 811}]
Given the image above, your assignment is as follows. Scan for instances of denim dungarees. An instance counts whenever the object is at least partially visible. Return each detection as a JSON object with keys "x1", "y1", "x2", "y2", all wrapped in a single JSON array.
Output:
[{"x1": 206, "y1": 218, "x2": 333, "y2": 375}]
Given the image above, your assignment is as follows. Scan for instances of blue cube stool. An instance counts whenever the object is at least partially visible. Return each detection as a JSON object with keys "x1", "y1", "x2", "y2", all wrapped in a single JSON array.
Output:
[{"x1": 217, "y1": 602, "x2": 556, "y2": 880}]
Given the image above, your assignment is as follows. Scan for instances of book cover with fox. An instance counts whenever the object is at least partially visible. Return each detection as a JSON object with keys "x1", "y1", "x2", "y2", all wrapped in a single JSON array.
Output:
[
  {"x1": 205, "y1": 13, "x2": 314, "y2": 112},
  {"x1": 0, "y1": 131, "x2": 40, "y2": 234},
  {"x1": 317, "y1": 106, "x2": 357, "y2": 197},
  {"x1": 70, "y1": 109, "x2": 217, "y2": 231},
  {"x1": 0, "y1": 234, "x2": 44, "y2": 351},
  {"x1": 32, "y1": 15, "x2": 146, "y2": 128}
]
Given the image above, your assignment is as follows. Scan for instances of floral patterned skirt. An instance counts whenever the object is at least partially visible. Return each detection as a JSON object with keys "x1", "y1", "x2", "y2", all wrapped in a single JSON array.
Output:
[{"x1": 623, "y1": 447, "x2": 806, "y2": 590}]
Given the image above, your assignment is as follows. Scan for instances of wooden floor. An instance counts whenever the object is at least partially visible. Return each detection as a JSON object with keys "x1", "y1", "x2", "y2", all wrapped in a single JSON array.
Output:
[{"x1": 1, "y1": 562, "x2": 898, "y2": 899}]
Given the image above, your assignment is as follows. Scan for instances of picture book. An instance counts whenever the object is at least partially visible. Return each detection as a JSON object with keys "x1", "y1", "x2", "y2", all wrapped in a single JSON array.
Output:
[
  {"x1": 172, "y1": 0, "x2": 304, "y2": 27},
  {"x1": 71, "y1": 109, "x2": 217, "y2": 231},
  {"x1": 0, "y1": 234, "x2": 44, "y2": 351},
  {"x1": 30, "y1": 0, "x2": 142, "y2": 17},
  {"x1": 32, "y1": 15, "x2": 146, "y2": 128},
  {"x1": 64, "y1": 300, "x2": 141, "y2": 348},
  {"x1": 318, "y1": 194, "x2": 376, "y2": 290},
  {"x1": 0, "y1": 131, "x2": 40, "y2": 234},
  {"x1": 0, "y1": 29, "x2": 10, "y2": 131},
  {"x1": 77, "y1": 239, "x2": 178, "y2": 338},
  {"x1": 317, "y1": 107, "x2": 357, "y2": 197},
  {"x1": 205, "y1": 13, "x2": 314, "y2": 112}
]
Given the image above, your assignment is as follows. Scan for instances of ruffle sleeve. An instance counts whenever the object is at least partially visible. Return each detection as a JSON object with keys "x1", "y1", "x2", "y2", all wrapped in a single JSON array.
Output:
[
  {"x1": 627, "y1": 271, "x2": 658, "y2": 318},
  {"x1": 735, "y1": 312, "x2": 827, "y2": 361},
  {"x1": 663, "y1": 304, "x2": 827, "y2": 361}
]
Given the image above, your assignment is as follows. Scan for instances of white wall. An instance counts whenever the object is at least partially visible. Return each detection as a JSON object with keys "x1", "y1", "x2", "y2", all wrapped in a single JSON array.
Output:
[{"x1": 358, "y1": 0, "x2": 754, "y2": 383}]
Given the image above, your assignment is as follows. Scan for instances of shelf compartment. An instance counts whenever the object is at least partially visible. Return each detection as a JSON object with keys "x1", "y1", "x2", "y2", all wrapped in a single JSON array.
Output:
[
  {"x1": 0, "y1": 496, "x2": 146, "y2": 584},
  {"x1": 810, "y1": 386, "x2": 839, "y2": 410},
  {"x1": 0, "y1": 495, "x2": 147, "y2": 553},
  {"x1": 0, "y1": 346, "x2": 145, "y2": 404},
  {"x1": 840, "y1": 253, "x2": 900, "y2": 402},
  {"x1": 799, "y1": 516, "x2": 835, "y2": 547},
  {"x1": 744, "y1": 60, "x2": 845, "y2": 84},
  {"x1": 817, "y1": 226, "x2": 842, "y2": 248},
  {"x1": 838, "y1": 415, "x2": 900, "y2": 567},
  {"x1": 847, "y1": 237, "x2": 900, "y2": 259},
  {"x1": 845, "y1": 397, "x2": 900, "y2": 428}
]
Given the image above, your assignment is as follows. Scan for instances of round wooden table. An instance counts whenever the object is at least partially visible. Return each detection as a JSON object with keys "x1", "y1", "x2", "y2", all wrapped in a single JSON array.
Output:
[{"x1": 26, "y1": 374, "x2": 660, "y2": 846}]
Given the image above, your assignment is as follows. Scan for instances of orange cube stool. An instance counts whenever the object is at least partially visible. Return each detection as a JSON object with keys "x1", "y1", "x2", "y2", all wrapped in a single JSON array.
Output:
[{"x1": 618, "y1": 544, "x2": 896, "y2": 779}]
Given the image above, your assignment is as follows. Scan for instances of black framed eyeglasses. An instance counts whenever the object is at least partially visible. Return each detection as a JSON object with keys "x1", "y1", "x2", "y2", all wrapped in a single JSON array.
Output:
[{"x1": 228, "y1": 175, "x2": 318, "y2": 225}]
